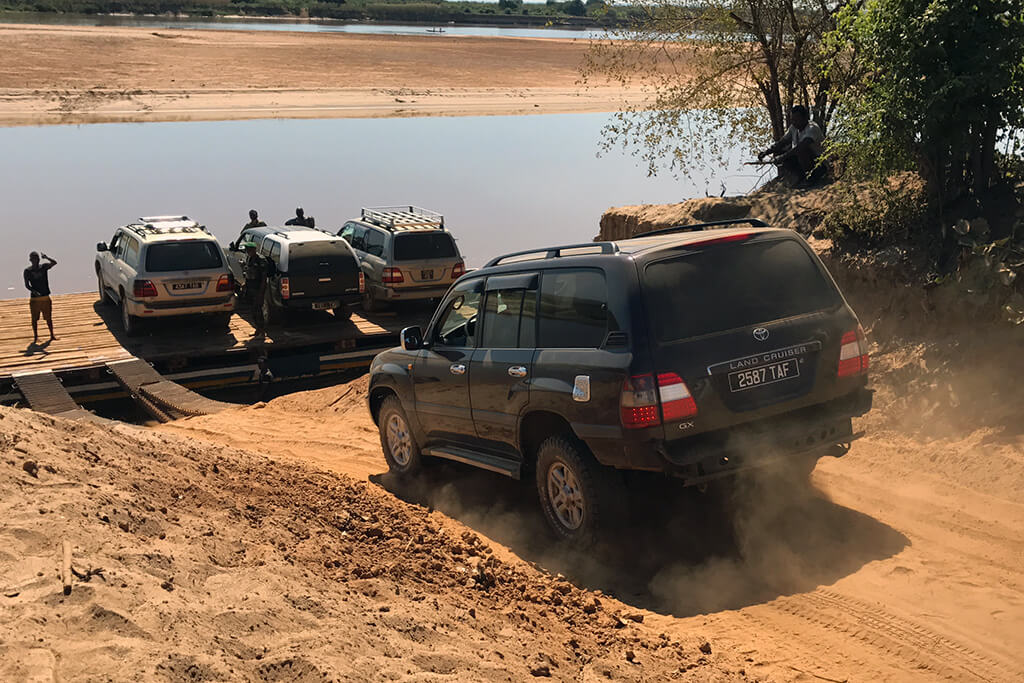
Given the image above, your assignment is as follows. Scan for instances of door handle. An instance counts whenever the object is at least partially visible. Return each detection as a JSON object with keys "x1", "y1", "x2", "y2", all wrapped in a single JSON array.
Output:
[
  {"x1": 449, "y1": 363, "x2": 466, "y2": 375},
  {"x1": 508, "y1": 365, "x2": 528, "y2": 378}
]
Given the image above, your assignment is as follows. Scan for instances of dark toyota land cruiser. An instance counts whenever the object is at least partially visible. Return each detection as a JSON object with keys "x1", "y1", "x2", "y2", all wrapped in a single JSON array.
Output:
[{"x1": 367, "y1": 220, "x2": 872, "y2": 542}]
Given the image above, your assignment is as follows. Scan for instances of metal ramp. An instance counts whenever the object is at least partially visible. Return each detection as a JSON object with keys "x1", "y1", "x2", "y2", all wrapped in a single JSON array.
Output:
[
  {"x1": 12, "y1": 371, "x2": 106, "y2": 423},
  {"x1": 107, "y1": 358, "x2": 235, "y2": 421}
]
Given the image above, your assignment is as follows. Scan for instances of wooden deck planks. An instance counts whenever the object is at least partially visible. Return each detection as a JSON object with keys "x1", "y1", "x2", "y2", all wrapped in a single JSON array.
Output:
[{"x1": 0, "y1": 292, "x2": 403, "y2": 378}]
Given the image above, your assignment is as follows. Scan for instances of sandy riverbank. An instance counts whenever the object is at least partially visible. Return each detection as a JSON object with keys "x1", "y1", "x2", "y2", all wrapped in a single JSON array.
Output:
[{"x1": 0, "y1": 24, "x2": 648, "y2": 126}]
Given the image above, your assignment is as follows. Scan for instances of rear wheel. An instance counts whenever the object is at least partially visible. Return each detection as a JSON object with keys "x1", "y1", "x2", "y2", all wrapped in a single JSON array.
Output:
[
  {"x1": 535, "y1": 435, "x2": 624, "y2": 545},
  {"x1": 362, "y1": 285, "x2": 385, "y2": 313},
  {"x1": 120, "y1": 297, "x2": 139, "y2": 337},
  {"x1": 378, "y1": 396, "x2": 422, "y2": 477},
  {"x1": 333, "y1": 304, "x2": 352, "y2": 321},
  {"x1": 262, "y1": 287, "x2": 282, "y2": 326}
]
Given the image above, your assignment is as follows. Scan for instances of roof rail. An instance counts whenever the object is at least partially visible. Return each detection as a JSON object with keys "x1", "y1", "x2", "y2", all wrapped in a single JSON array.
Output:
[
  {"x1": 484, "y1": 242, "x2": 619, "y2": 268},
  {"x1": 361, "y1": 206, "x2": 444, "y2": 231},
  {"x1": 639, "y1": 218, "x2": 770, "y2": 238}
]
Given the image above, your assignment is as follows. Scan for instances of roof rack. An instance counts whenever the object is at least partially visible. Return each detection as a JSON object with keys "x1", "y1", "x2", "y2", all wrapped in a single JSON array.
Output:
[
  {"x1": 125, "y1": 215, "x2": 209, "y2": 236},
  {"x1": 361, "y1": 206, "x2": 444, "y2": 231},
  {"x1": 639, "y1": 218, "x2": 770, "y2": 238},
  {"x1": 484, "y1": 242, "x2": 619, "y2": 268}
]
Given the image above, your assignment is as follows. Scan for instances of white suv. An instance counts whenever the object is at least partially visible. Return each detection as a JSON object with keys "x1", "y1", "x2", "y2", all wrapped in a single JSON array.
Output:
[{"x1": 95, "y1": 216, "x2": 235, "y2": 336}]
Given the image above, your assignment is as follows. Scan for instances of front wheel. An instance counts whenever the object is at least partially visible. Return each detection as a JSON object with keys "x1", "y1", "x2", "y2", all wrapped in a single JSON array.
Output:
[
  {"x1": 536, "y1": 435, "x2": 624, "y2": 545},
  {"x1": 97, "y1": 271, "x2": 110, "y2": 305},
  {"x1": 378, "y1": 396, "x2": 422, "y2": 477}
]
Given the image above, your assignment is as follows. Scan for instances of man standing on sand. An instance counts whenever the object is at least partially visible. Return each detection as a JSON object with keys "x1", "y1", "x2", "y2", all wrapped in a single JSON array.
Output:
[
  {"x1": 24, "y1": 251, "x2": 57, "y2": 343},
  {"x1": 758, "y1": 105, "x2": 826, "y2": 186}
]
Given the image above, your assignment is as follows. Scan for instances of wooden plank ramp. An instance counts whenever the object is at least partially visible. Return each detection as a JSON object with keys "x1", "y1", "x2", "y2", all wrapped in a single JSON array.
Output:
[
  {"x1": 107, "y1": 358, "x2": 236, "y2": 420},
  {"x1": 12, "y1": 371, "x2": 107, "y2": 423}
]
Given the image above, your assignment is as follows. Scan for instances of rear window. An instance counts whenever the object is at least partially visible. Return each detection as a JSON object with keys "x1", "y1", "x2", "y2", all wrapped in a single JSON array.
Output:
[
  {"x1": 644, "y1": 238, "x2": 840, "y2": 342},
  {"x1": 145, "y1": 241, "x2": 223, "y2": 273},
  {"x1": 393, "y1": 232, "x2": 458, "y2": 261},
  {"x1": 287, "y1": 242, "x2": 354, "y2": 275}
]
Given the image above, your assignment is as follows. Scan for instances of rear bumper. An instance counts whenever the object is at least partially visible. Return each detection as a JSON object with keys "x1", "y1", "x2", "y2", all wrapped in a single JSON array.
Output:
[
  {"x1": 581, "y1": 388, "x2": 873, "y2": 482},
  {"x1": 282, "y1": 293, "x2": 361, "y2": 310},
  {"x1": 128, "y1": 295, "x2": 235, "y2": 317},
  {"x1": 375, "y1": 283, "x2": 450, "y2": 302}
]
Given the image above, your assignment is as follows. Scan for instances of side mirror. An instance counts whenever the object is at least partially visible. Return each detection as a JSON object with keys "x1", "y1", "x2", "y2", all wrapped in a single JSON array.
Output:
[
  {"x1": 400, "y1": 326, "x2": 424, "y2": 351},
  {"x1": 96, "y1": 242, "x2": 108, "y2": 252}
]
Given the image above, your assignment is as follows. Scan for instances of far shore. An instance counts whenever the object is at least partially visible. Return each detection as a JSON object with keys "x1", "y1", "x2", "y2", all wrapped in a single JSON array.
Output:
[{"x1": 0, "y1": 23, "x2": 658, "y2": 126}]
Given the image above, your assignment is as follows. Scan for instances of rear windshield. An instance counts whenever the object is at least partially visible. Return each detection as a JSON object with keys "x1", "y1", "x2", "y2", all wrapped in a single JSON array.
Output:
[
  {"x1": 287, "y1": 242, "x2": 354, "y2": 275},
  {"x1": 393, "y1": 232, "x2": 458, "y2": 261},
  {"x1": 644, "y1": 238, "x2": 841, "y2": 342},
  {"x1": 145, "y1": 241, "x2": 223, "y2": 273}
]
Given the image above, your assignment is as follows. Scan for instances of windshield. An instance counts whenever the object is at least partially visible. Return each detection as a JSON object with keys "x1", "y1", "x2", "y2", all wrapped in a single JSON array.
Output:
[
  {"x1": 145, "y1": 241, "x2": 223, "y2": 273},
  {"x1": 644, "y1": 238, "x2": 841, "y2": 342},
  {"x1": 287, "y1": 242, "x2": 355, "y2": 274},
  {"x1": 393, "y1": 232, "x2": 458, "y2": 261}
]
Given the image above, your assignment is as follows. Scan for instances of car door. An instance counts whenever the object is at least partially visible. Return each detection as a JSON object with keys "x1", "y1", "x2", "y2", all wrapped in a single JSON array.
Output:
[
  {"x1": 363, "y1": 228, "x2": 387, "y2": 287},
  {"x1": 469, "y1": 273, "x2": 539, "y2": 455},
  {"x1": 226, "y1": 230, "x2": 254, "y2": 286},
  {"x1": 101, "y1": 230, "x2": 122, "y2": 293},
  {"x1": 412, "y1": 277, "x2": 483, "y2": 445}
]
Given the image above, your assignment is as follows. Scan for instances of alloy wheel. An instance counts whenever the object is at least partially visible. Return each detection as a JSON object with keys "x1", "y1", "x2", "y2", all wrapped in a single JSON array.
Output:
[
  {"x1": 547, "y1": 461, "x2": 585, "y2": 530},
  {"x1": 386, "y1": 413, "x2": 412, "y2": 467}
]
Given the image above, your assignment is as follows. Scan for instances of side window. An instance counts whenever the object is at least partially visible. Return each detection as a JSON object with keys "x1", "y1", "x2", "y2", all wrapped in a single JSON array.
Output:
[
  {"x1": 433, "y1": 281, "x2": 482, "y2": 347},
  {"x1": 270, "y1": 242, "x2": 282, "y2": 262},
  {"x1": 109, "y1": 232, "x2": 122, "y2": 258},
  {"x1": 538, "y1": 269, "x2": 608, "y2": 348},
  {"x1": 259, "y1": 238, "x2": 272, "y2": 257},
  {"x1": 350, "y1": 226, "x2": 367, "y2": 252},
  {"x1": 123, "y1": 238, "x2": 140, "y2": 270},
  {"x1": 481, "y1": 288, "x2": 538, "y2": 349},
  {"x1": 365, "y1": 229, "x2": 386, "y2": 258},
  {"x1": 339, "y1": 224, "x2": 355, "y2": 243}
]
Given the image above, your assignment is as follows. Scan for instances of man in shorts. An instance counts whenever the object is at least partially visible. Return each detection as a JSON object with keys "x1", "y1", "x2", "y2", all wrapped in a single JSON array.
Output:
[{"x1": 24, "y1": 251, "x2": 58, "y2": 343}]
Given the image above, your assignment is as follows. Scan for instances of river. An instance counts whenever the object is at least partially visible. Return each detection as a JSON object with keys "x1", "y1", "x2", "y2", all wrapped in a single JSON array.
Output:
[{"x1": 0, "y1": 113, "x2": 764, "y2": 297}]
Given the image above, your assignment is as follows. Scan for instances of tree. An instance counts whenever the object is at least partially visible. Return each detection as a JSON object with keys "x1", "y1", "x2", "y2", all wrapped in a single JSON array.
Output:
[
  {"x1": 582, "y1": 1, "x2": 858, "y2": 177},
  {"x1": 565, "y1": 0, "x2": 586, "y2": 16},
  {"x1": 498, "y1": 0, "x2": 522, "y2": 10},
  {"x1": 825, "y1": 0, "x2": 1024, "y2": 207}
]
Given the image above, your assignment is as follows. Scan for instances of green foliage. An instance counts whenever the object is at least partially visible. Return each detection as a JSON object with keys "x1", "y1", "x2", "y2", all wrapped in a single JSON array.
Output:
[
  {"x1": 825, "y1": 0, "x2": 1024, "y2": 203},
  {"x1": 582, "y1": 1, "x2": 859, "y2": 178},
  {"x1": 820, "y1": 179, "x2": 932, "y2": 245}
]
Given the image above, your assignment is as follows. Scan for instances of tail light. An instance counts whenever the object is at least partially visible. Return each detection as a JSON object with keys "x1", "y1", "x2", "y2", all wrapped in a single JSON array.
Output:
[
  {"x1": 280, "y1": 277, "x2": 290, "y2": 300},
  {"x1": 452, "y1": 261, "x2": 466, "y2": 279},
  {"x1": 133, "y1": 279, "x2": 158, "y2": 298},
  {"x1": 358, "y1": 271, "x2": 366, "y2": 294},
  {"x1": 216, "y1": 274, "x2": 233, "y2": 292},
  {"x1": 657, "y1": 372, "x2": 698, "y2": 420},
  {"x1": 382, "y1": 267, "x2": 404, "y2": 284},
  {"x1": 687, "y1": 232, "x2": 753, "y2": 248},
  {"x1": 621, "y1": 374, "x2": 661, "y2": 429},
  {"x1": 837, "y1": 325, "x2": 869, "y2": 377}
]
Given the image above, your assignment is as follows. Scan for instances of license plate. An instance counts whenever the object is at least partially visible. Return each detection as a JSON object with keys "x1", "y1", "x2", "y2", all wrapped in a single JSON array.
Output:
[
  {"x1": 421, "y1": 269, "x2": 434, "y2": 280},
  {"x1": 728, "y1": 359, "x2": 800, "y2": 392},
  {"x1": 171, "y1": 281, "x2": 203, "y2": 291},
  {"x1": 312, "y1": 301, "x2": 338, "y2": 310}
]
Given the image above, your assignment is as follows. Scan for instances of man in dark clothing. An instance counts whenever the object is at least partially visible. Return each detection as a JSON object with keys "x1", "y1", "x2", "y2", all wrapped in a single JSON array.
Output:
[
  {"x1": 758, "y1": 105, "x2": 827, "y2": 186},
  {"x1": 238, "y1": 209, "x2": 267, "y2": 244},
  {"x1": 284, "y1": 207, "x2": 314, "y2": 228},
  {"x1": 24, "y1": 251, "x2": 57, "y2": 343},
  {"x1": 242, "y1": 242, "x2": 270, "y2": 337}
]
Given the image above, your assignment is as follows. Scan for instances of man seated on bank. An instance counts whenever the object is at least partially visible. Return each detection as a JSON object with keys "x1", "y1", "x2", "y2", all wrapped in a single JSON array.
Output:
[
  {"x1": 24, "y1": 251, "x2": 58, "y2": 344},
  {"x1": 757, "y1": 105, "x2": 827, "y2": 186},
  {"x1": 284, "y1": 207, "x2": 315, "y2": 229}
]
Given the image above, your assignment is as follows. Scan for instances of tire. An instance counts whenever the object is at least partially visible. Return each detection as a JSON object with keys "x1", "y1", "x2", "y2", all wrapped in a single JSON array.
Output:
[
  {"x1": 535, "y1": 435, "x2": 625, "y2": 545},
  {"x1": 362, "y1": 285, "x2": 385, "y2": 313},
  {"x1": 378, "y1": 396, "x2": 422, "y2": 477},
  {"x1": 96, "y1": 271, "x2": 110, "y2": 305},
  {"x1": 120, "y1": 297, "x2": 140, "y2": 337},
  {"x1": 262, "y1": 287, "x2": 282, "y2": 326},
  {"x1": 211, "y1": 312, "x2": 233, "y2": 331},
  {"x1": 333, "y1": 304, "x2": 352, "y2": 321}
]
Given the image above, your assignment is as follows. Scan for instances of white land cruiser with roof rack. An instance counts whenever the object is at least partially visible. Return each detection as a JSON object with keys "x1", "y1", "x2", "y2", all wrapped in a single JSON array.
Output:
[
  {"x1": 95, "y1": 215, "x2": 235, "y2": 336},
  {"x1": 338, "y1": 206, "x2": 465, "y2": 312}
]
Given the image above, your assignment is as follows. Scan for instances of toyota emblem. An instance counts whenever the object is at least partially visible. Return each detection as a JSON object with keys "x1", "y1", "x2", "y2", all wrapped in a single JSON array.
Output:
[{"x1": 753, "y1": 327, "x2": 770, "y2": 341}]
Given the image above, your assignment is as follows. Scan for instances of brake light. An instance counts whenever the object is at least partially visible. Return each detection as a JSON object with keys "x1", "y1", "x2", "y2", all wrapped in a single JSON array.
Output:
[
  {"x1": 657, "y1": 372, "x2": 698, "y2": 420},
  {"x1": 280, "y1": 277, "x2": 290, "y2": 300},
  {"x1": 133, "y1": 279, "x2": 158, "y2": 298},
  {"x1": 452, "y1": 261, "x2": 466, "y2": 279},
  {"x1": 620, "y1": 374, "x2": 661, "y2": 429},
  {"x1": 358, "y1": 271, "x2": 366, "y2": 294},
  {"x1": 688, "y1": 232, "x2": 753, "y2": 248},
  {"x1": 216, "y1": 274, "x2": 233, "y2": 292},
  {"x1": 382, "y1": 267, "x2": 404, "y2": 284},
  {"x1": 837, "y1": 326, "x2": 869, "y2": 377}
]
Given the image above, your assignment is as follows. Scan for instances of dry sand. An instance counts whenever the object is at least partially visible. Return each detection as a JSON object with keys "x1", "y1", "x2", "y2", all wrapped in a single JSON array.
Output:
[{"x1": 0, "y1": 24, "x2": 645, "y2": 126}]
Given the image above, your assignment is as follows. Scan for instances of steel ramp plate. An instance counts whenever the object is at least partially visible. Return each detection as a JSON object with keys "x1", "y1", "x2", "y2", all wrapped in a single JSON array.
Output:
[
  {"x1": 107, "y1": 358, "x2": 233, "y2": 418},
  {"x1": 12, "y1": 371, "x2": 108, "y2": 423}
]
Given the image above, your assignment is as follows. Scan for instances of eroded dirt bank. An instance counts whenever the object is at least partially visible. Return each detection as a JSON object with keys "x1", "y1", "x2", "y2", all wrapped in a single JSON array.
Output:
[{"x1": 0, "y1": 24, "x2": 645, "y2": 126}]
